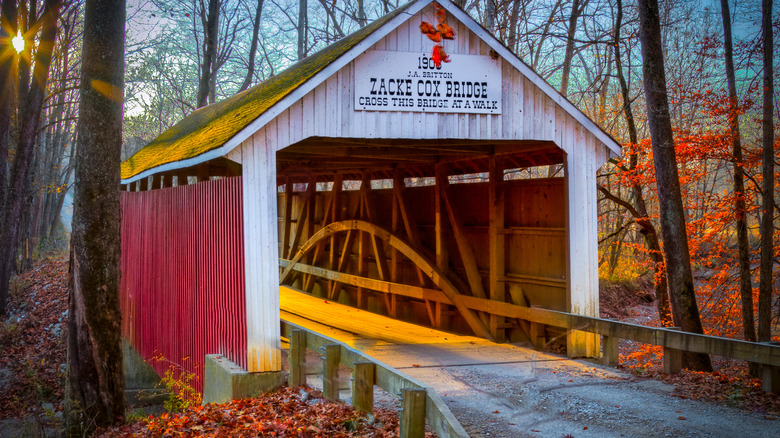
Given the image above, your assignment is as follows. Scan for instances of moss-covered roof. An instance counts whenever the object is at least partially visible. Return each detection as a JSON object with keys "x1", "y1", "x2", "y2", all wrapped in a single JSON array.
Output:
[{"x1": 121, "y1": 2, "x2": 415, "y2": 180}]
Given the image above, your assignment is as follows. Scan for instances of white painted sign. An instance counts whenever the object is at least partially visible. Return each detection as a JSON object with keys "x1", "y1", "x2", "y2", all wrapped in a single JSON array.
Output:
[{"x1": 354, "y1": 50, "x2": 502, "y2": 114}]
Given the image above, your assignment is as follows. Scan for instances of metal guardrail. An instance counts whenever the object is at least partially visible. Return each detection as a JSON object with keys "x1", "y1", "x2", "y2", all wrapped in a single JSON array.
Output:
[{"x1": 280, "y1": 320, "x2": 469, "y2": 438}]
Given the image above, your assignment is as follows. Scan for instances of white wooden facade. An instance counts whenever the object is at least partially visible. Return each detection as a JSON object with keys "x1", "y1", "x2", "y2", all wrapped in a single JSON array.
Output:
[{"x1": 220, "y1": 0, "x2": 619, "y2": 371}]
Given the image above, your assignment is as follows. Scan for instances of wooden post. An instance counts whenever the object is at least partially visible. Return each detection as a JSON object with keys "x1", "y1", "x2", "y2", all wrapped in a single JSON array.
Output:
[
  {"x1": 323, "y1": 344, "x2": 341, "y2": 400},
  {"x1": 242, "y1": 136, "x2": 282, "y2": 372},
  {"x1": 197, "y1": 163, "x2": 209, "y2": 182},
  {"x1": 602, "y1": 334, "x2": 619, "y2": 367},
  {"x1": 434, "y1": 164, "x2": 449, "y2": 273},
  {"x1": 663, "y1": 327, "x2": 682, "y2": 374},
  {"x1": 390, "y1": 171, "x2": 400, "y2": 318},
  {"x1": 357, "y1": 176, "x2": 370, "y2": 308},
  {"x1": 163, "y1": 173, "x2": 174, "y2": 188},
  {"x1": 351, "y1": 361, "x2": 375, "y2": 413},
  {"x1": 329, "y1": 174, "x2": 343, "y2": 296},
  {"x1": 564, "y1": 144, "x2": 601, "y2": 358},
  {"x1": 139, "y1": 177, "x2": 148, "y2": 191},
  {"x1": 289, "y1": 329, "x2": 306, "y2": 387},
  {"x1": 282, "y1": 178, "x2": 293, "y2": 259},
  {"x1": 177, "y1": 171, "x2": 189, "y2": 186},
  {"x1": 529, "y1": 321, "x2": 546, "y2": 350},
  {"x1": 529, "y1": 305, "x2": 546, "y2": 350},
  {"x1": 763, "y1": 366, "x2": 780, "y2": 393},
  {"x1": 488, "y1": 155, "x2": 506, "y2": 342},
  {"x1": 400, "y1": 388, "x2": 426, "y2": 438},
  {"x1": 762, "y1": 343, "x2": 780, "y2": 393},
  {"x1": 434, "y1": 164, "x2": 449, "y2": 330}
]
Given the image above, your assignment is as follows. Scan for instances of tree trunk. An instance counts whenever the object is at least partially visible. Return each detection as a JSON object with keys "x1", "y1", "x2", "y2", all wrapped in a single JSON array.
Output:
[
  {"x1": 531, "y1": 0, "x2": 563, "y2": 71},
  {"x1": 506, "y1": 0, "x2": 523, "y2": 53},
  {"x1": 357, "y1": 0, "x2": 367, "y2": 27},
  {"x1": 719, "y1": 0, "x2": 758, "y2": 370},
  {"x1": 317, "y1": 0, "x2": 344, "y2": 41},
  {"x1": 560, "y1": 0, "x2": 588, "y2": 96},
  {"x1": 239, "y1": 0, "x2": 264, "y2": 92},
  {"x1": 636, "y1": 0, "x2": 712, "y2": 371},
  {"x1": 297, "y1": 0, "x2": 307, "y2": 60},
  {"x1": 757, "y1": 0, "x2": 774, "y2": 344},
  {"x1": 613, "y1": 0, "x2": 672, "y2": 327},
  {"x1": 66, "y1": 0, "x2": 126, "y2": 433},
  {"x1": 16, "y1": 0, "x2": 32, "y2": 116},
  {"x1": 0, "y1": 0, "x2": 18, "y2": 214},
  {"x1": 485, "y1": 0, "x2": 496, "y2": 32},
  {"x1": 0, "y1": 0, "x2": 60, "y2": 316},
  {"x1": 197, "y1": 0, "x2": 220, "y2": 108}
]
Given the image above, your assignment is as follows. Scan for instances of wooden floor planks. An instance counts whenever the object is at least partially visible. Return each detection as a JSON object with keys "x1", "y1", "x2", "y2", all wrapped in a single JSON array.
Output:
[{"x1": 279, "y1": 286, "x2": 485, "y2": 346}]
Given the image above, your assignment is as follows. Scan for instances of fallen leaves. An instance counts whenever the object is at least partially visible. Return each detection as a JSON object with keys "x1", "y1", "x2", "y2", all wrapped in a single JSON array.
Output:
[
  {"x1": 616, "y1": 303, "x2": 780, "y2": 417},
  {"x1": 0, "y1": 257, "x2": 69, "y2": 419},
  {"x1": 95, "y1": 385, "x2": 422, "y2": 437}
]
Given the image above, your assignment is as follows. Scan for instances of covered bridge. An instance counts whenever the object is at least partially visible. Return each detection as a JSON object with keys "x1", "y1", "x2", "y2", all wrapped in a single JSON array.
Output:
[{"x1": 119, "y1": 0, "x2": 621, "y2": 386}]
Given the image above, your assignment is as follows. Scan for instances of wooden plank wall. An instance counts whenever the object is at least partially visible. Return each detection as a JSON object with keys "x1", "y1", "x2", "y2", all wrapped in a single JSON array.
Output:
[
  {"x1": 119, "y1": 178, "x2": 247, "y2": 393},
  {"x1": 278, "y1": 174, "x2": 566, "y2": 343}
]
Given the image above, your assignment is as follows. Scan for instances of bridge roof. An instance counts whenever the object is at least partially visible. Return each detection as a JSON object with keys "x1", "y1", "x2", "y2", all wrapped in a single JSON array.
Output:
[
  {"x1": 120, "y1": 3, "x2": 414, "y2": 181},
  {"x1": 121, "y1": 0, "x2": 621, "y2": 184}
]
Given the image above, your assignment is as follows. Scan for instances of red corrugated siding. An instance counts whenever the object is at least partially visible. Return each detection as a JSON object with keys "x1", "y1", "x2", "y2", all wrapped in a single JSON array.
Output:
[{"x1": 120, "y1": 177, "x2": 246, "y2": 395}]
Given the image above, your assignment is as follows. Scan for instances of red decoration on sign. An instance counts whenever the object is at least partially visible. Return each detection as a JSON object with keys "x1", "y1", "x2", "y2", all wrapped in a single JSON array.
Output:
[
  {"x1": 432, "y1": 44, "x2": 450, "y2": 66},
  {"x1": 419, "y1": 3, "x2": 454, "y2": 68},
  {"x1": 420, "y1": 21, "x2": 440, "y2": 42}
]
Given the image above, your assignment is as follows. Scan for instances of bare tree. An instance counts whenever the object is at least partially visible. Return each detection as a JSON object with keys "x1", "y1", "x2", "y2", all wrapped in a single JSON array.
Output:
[
  {"x1": 197, "y1": 0, "x2": 221, "y2": 107},
  {"x1": 239, "y1": 0, "x2": 265, "y2": 91},
  {"x1": 0, "y1": 0, "x2": 62, "y2": 316},
  {"x1": 297, "y1": 0, "x2": 308, "y2": 60},
  {"x1": 596, "y1": 0, "x2": 672, "y2": 328},
  {"x1": 0, "y1": 0, "x2": 18, "y2": 222},
  {"x1": 757, "y1": 0, "x2": 774, "y2": 343},
  {"x1": 636, "y1": 0, "x2": 711, "y2": 371},
  {"x1": 719, "y1": 0, "x2": 757, "y2": 362},
  {"x1": 559, "y1": 0, "x2": 589, "y2": 96}
]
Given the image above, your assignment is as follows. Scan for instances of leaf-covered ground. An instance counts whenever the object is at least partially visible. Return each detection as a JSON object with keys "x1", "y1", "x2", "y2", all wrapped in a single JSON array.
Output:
[
  {"x1": 608, "y1": 291, "x2": 780, "y2": 418},
  {"x1": 1, "y1": 256, "x2": 778, "y2": 435},
  {"x1": 0, "y1": 257, "x2": 69, "y2": 420},
  {"x1": 95, "y1": 386, "x2": 406, "y2": 437}
]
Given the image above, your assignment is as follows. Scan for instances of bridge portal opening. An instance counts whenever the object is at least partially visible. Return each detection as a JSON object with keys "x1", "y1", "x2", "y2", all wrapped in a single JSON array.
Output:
[{"x1": 276, "y1": 138, "x2": 568, "y2": 345}]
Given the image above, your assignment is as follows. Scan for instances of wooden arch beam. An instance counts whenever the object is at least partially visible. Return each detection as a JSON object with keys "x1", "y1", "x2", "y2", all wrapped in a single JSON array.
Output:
[{"x1": 279, "y1": 220, "x2": 494, "y2": 341}]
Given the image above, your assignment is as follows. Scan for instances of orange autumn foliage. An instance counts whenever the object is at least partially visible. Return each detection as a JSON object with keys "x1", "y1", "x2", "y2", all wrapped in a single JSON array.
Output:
[{"x1": 599, "y1": 73, "x2": 780, "y2": 342}]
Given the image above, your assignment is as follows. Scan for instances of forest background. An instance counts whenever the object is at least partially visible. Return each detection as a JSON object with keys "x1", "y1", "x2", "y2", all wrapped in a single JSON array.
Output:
[{"x1": 0, "y1": 0, "x2": 778, "y2": 371}]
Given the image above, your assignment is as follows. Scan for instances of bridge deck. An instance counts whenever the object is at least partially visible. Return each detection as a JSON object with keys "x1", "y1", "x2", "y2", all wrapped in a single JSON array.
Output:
[
  {"x1": 279, "y1": 287, "x2": 778, "y2": 437},
  {"x1": 280, "y1": 285, "x2": 572, "y2": 369}
]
